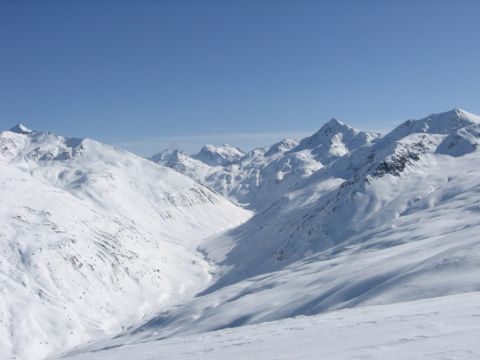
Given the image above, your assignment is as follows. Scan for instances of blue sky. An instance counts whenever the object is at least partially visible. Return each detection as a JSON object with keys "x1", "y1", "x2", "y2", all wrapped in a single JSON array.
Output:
[{"x1": 1, "y1": 0, "x2": 479, "y2": 155}]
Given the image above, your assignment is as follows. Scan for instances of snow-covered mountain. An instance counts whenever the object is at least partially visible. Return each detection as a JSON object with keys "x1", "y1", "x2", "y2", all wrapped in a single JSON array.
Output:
[
  {"x1": 292, "y1": 117, "x2": 380, "y2": 161},
  {"x1": 4, "y1": 108, "x2": 480, "y2": 360},
  {"x1": 63, "y1": 108, "x2": 480, "y2": 358},
  {"x1": 193, "y1": 144, "x2": 245, "y2": 166},
  {"x1": 150, "y1": 119, "x2": 380, "y2": 210},
  {"x1": 0, "y1": 125, "x2": 251, "y2": 360}
]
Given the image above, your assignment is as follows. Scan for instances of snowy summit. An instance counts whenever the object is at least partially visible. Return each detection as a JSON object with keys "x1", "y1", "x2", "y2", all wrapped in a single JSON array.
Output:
[{"x1": 10, "y1": 123, "x2": 33, "y2": 134}]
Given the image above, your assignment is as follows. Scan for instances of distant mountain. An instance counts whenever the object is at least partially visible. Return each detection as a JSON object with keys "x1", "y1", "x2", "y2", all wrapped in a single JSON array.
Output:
[
  {"x1": 150, "y1": 119, "x2": 380, "y2": 210},
  {"x1": 192, "y1": 144, "x2": 245, "y2": 166},
  {"x1": 0, "y1": 126, "x2": 251, "y2": 360},
  {"x1": 10, "y1": 123, "x2": 34, "y2": 134},
  {"x1": 292, "y1": 117, "x2": 380, "y2": 162}
]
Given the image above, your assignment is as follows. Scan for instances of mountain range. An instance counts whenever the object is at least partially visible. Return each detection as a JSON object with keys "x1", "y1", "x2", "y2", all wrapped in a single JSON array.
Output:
[{"x1": 2, "y1": 108, "x2": 480, "y2": 359}]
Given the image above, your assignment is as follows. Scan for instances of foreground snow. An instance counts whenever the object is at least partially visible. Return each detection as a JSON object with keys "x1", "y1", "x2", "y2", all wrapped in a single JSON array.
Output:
[{"x1": 61, "y1": 292, "x2": 480, "y2": 360}]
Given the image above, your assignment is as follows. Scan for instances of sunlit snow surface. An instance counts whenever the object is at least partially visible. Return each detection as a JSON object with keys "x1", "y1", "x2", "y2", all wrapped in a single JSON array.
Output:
[{"x1": 61, "y1": 292, "x2": 480, "y2": 360}]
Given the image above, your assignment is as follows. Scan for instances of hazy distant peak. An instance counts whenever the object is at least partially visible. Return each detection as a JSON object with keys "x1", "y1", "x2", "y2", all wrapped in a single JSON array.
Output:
[
  {"x1": 265, "y1": 138, "x2": 299, "y2": 157},
  {"x1": 193, "y1": 143, "x2": 245, "y2": 166},
  {"x1": 150, "y1": 148, "x2": 187, "y2": 163}
]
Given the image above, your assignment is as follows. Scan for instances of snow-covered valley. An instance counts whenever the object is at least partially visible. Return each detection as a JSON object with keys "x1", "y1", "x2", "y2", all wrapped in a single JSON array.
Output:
[{"x1": 2, "y1": 109, "x2": 480, "y2": 359}]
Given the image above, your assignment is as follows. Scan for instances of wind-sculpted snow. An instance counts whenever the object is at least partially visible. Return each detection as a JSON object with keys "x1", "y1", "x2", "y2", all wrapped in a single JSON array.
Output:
[{"x1": 0, "y1": 127, "x2": 251, "y2": 360}]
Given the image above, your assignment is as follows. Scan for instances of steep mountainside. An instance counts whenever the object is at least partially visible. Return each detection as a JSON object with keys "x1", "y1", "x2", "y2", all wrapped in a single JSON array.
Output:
[{"x1": 0, "y1": 126, "x2": 251, "y2": 360}]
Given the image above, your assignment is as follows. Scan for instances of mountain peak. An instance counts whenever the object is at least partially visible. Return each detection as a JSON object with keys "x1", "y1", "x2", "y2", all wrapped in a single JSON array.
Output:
[
  {"x1": 324, "y1": 117, "x2": 345, "y2": 127},
  {"x1": 149, "y1": 148, "x2": 186, "y2": 163},
  {"x1": 450, "y1": 108, "x2": 480, "y2": 120},
  {"x1": 265, "y1": 138, "x2": 299, "y2": 157},
  {"x1": 316, "y1": 117, "x2": 358, "y2": 137},
  {"x1": 424, "y1": 108, "x2": 480, "y2": 123},
  {"x1": 10, "y1": 123, "x2": 33, "y2": 134},
  {"x1": 387, "y1": 108, "x2": 480, "y2": 141},
  {"x1": 193, "y1": 144, "x2": 245, "y2": 166}
]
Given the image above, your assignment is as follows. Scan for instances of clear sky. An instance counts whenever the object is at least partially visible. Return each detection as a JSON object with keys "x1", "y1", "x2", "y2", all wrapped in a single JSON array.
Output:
[{"x1": 1, "y1": 0, "x2": 479, "y2": 155}]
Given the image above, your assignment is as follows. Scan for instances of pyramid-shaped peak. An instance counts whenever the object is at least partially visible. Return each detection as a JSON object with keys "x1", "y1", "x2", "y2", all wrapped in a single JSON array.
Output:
[
  {"x1": 323, "y1": 117, "x2": 345, "y2": 127},
  {"x1": 317, "y1": 117, "x2": 358, "y2": 137},
  {"x1": 10, "y1": 123, "x2": 33, "y2": 134}
]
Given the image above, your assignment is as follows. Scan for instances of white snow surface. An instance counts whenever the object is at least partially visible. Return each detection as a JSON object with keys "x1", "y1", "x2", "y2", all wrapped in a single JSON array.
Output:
[
  {"x1": 60, "y1": 291, "x2": 480, "y2": 360},
  {"x1": 0, "y1": 128, "x2": 251, "y2": 360}
]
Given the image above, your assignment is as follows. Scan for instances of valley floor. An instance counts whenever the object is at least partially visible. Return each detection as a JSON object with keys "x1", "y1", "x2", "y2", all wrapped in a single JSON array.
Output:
[{"x1": 60, "y1": 292, "x2": 480, "y2": 360}]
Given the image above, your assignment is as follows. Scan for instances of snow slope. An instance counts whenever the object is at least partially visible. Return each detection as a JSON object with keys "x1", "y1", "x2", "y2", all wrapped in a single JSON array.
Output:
[
  {"x1": 150, "y1": 120, "x2": 380, "y2": 210},
  {"x1": 0, "y1": 125, "x2": 251, "y2": 360},
  {"x1": 61, "y1": 292, "x2": 480, "y2": 360}
]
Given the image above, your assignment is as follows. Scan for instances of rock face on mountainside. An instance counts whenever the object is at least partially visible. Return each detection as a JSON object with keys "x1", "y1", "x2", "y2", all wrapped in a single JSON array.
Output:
[
  {"x1": 0, "y1": 127, "x2": 251, "y2": 360},
  {"x1": 150, "y1": 119, "x2": 380, "y2": 210}
]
